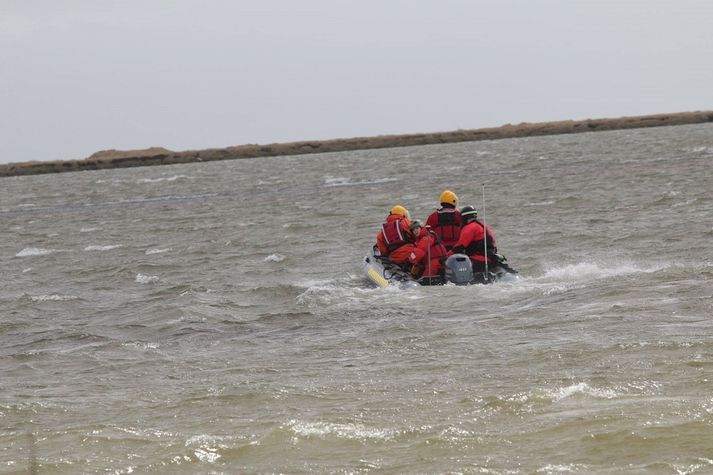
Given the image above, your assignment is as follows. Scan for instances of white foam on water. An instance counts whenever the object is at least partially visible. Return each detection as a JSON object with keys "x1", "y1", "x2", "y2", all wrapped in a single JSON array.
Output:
[
  {"x1": 30, "y1": 294, "x2": 79, "y2": 302},
  {"x1": 493, "y1": 383, "x2": 624, "y2": 411},
  {"x1": 475, "y1": 259, "x2": 676, "y2": 302},
  {"x1": 294, "y1": 277, "x2": 412, "y2": 309},
  {"x1": 122, "y1": 341, "x2": 160, "y2": 351},
  {"x1": 137, "y1": 175, "x2": 188, "y2": 183},
  {"x1": 548, "y1": 382, "x2": 620, "y2": 402},
  {"x1": 672, "y1": 198, "x2": 698, "y2": 208},
  {"x1": 85, "y1": 244, "x2": 122, "y2": 251},
  {"x1": 322, "y1": 176, "x2": 398, "y2": 187},
  {"x1": 323, "y1": 176, "x2": 353, "y2": 187},
  {"x1": 264, "y1": 253, "x2": 285, "y2": 262},
  {"x1": 107, "y1": 466, "x2": 136, "y2": 474},
  {"x1": 95, "y1": 178, "x2": 126, "y2": 184},
  {"x1": 136, "y1": 274, "x2": 159, "y2": 284},
  {"x1": 540, "y1": 260, "x2": 670, "y2": 282},
  {"x1": 80, "y1": 227, "x2": 101, "y2": 233},
  {"x1": 185, "y1": 434, "x2": 231, "y2": 463},
  {"x1": 185, "y1": 434, "x2": 229, "y2": 446},
  {"x1": 672, "y1": 459, "x2": 713, "y2": 475},
  {"x1": 537, "y1": 464, "x2": 590, "y2": 473},
  {"x1": 193, "y1": 449, "x2": 220, "y2": 463},
  {"x1": 297, "y1": 272, "x2": 544, "y2": 312},
  {"x1": 684, "y1": 146, "x2": 713, "y2": 154},
  {"x1": 439, "y1": 426, "x2": 475, "y2": 438},
  {"x1": 15, "y1": 247, "x2": 58, "y2": 257},
  {"x1": 286, "y1": 420, "x2": 397, "y2": 441},
  {"x1": 541, "y1": 283, "x2": 582, "y2": 296},
  {"x1": 145, "y1": 248, "x2": 172, "y2": 255},
  {"x1": 293, "y1": 277, "x2": 340, "y2": 289},
  {"x1": 110, "y1": 426, "x2": 176, "y2": 439},
  {"x1": 542, "y1": 262, "x2": 627, "y2": 280}
]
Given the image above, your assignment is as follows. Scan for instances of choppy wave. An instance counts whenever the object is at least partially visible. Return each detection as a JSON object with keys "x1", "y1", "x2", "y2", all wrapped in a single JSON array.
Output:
[
  {"x1": 548, "y1": 382, "x2": 620, "y2": 401},
  {"x1": 285, "y1": 420, "x2": 397, "y2": 441},
  {"x1": 185, "y1": 434, "x2": 225, "y2": 463},
  {"x1": 322, "y1": 176, "x2": 399, "y2": 187},
  {"x1": 29, "y1": 294, "x2": 79, "y2": 302},
  {"x1": 294, "y1": 276, "x2": 411, "y2": 309},
  {"x1": 122, "y1": 341, "x2": 160, "y2": 351},
  {"x1": 84, "y1": 244, "x2": 123, "y2": 251},
  {"x1": 15, "y1": 247, "x2": 59, "y2": 257},
  {"x1": 683, "y1": 146, "x2": 713, "y2": 155},
  {"x1": 540, "y1": 261, "x2": 667, "y2": 281},
  {"x1": 145, "y1": 248, "x2": 172, "y2": 255},
  {"x1": 536, "y1": 464, "x2": 590, "y2": 473},
  {"x1": 136, "y1": 273, "x2": 159, "y2": 284},
  {"x1": 138, "y1": 175, "x2": 189, "y2": 183}
]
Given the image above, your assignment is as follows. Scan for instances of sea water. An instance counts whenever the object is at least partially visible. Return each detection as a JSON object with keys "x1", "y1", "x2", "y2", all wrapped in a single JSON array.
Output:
[{"x1": 1, "y1": 123, "x2": 713, "y2": 473}]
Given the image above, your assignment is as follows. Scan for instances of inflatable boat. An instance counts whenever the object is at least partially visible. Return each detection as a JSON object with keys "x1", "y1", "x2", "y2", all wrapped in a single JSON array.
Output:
[{"x1": 362, "y1": 245, "x2": 517, "y2": 288}]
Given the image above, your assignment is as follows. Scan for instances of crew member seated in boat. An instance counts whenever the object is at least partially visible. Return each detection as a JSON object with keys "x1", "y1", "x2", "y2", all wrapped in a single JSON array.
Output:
[
  {"x1": 408, "y1": 224, "x2": 449, "y2": 280},
  {"x1": 376, "y1": 205, "x2": 417, "y2": 266},
  {"x1": 425, "y1": 190, "x2": 462, "y2": 250},
  {"x1": 450, "y1": 205, "x2": 505, "y2": 272}
]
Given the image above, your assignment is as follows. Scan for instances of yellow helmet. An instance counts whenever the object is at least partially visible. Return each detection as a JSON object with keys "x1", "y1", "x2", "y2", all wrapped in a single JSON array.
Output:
[
  {"x1": 390, "y1": 205, "x2": 410, "y2": 219},
  {"x1": 439, "y1": 190, "x2": 458, "y2": 206}
]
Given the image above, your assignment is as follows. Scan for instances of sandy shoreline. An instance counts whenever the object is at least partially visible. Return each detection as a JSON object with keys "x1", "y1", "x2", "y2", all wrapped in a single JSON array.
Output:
[{"x1": 2, "y1": 110, "x2": 712, "y2": 177}]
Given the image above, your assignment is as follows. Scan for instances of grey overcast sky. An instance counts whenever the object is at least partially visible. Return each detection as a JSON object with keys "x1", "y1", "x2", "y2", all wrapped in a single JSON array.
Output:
[{"x1": 1, "y1": 0, "x2": 712, "y2": 164}]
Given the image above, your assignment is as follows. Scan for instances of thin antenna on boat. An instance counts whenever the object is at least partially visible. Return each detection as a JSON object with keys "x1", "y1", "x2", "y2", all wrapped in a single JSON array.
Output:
[
  {"x1": 482, "y1": 184, "x2": 488, "y2": 283},
  {"x1": 426, "y1": 227, "x2": 432, "y2": 285}
]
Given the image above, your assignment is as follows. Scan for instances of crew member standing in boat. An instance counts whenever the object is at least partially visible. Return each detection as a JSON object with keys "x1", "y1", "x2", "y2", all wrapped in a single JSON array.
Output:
[
  {"x1": 450, "y1": 205, "x2": 505, "y2": 272},
  {"x1": 425, "y1": 190, "x2": 462, "y2": 250},
  {"x1": 376, "y1": 205, "x2": 417, "y2": 266}
]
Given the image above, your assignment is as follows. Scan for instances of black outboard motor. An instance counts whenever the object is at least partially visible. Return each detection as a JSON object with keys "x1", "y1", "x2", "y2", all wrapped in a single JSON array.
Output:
[{"x1": 444, "y1": 254, "x2": 474, "y2": 285}]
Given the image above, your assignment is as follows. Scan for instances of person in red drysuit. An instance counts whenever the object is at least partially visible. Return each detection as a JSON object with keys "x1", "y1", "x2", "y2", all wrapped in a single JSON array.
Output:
[
  {"x1": 450, "y1": 205, "x2": 504, "y2": 272},
  {"x1": 376, "y1": 205, "x2": 416, "y2": 265},
  {"x1": 408, "y1": 225, "x2": 449, "y2": 281},
  {"x1": 425, "y1": 190, "x2": 462, "y2": 250}
]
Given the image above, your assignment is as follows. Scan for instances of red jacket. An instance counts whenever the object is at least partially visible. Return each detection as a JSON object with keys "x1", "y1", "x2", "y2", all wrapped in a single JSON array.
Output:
[
  {"x1": 377, "y1": 215, "x2": 413, "y2": 257},
  {"x1": 389, "y1": 243, "x2": 418, "y2": 264},
  {"x1": 451, "y1": 220, "x2": 497, "y2": 264},
  {"x1": 408, "y1": 229, "x2": 448, "y2": 277},
  {"x1": 425, "y1": 207, "x2": 461, "y2": 249}
]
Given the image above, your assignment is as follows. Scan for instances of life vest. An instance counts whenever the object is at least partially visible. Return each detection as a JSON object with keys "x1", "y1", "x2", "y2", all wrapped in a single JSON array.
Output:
[
  {"x1": 381, "y1": 219, "x2": 411, "y2": 253},
  {"x1": 433, "y1": 208, "x2": 461, "y2": 244}
]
